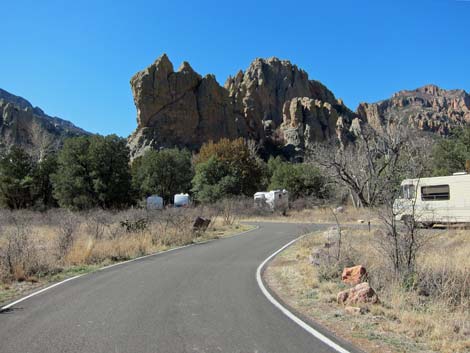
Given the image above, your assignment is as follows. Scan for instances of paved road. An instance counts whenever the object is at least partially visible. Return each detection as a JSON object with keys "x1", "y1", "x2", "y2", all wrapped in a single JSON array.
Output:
[{"x1": 0, "y1": 222, "x2": 359, "y2": 353}]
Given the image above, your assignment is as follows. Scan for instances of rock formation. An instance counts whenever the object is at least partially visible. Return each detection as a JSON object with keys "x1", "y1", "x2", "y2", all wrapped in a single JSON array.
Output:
[
  {"x1": 128, "y1": 54, "x2": 356, "y2": 158},
  {"x1": 225, "y1": 57, "x2": 356, "y2": 153},
  {"x1": 128, "y1": 54, "x2": 247, "y2": 158},
  {"x1": 357, "y1": 84, "x2": 470, "y2": 135},
  {"x1": 0, "y1": 88, "x2": 88, "y2": 159}
]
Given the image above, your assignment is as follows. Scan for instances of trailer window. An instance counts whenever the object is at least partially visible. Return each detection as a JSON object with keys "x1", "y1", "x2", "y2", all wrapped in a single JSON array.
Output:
[
  {"x1": 401, "y1": 185, "x2": 415, "y2": 199},
  {"x1": 421, "y1": 185, "x2": 449, "y2": 201}
]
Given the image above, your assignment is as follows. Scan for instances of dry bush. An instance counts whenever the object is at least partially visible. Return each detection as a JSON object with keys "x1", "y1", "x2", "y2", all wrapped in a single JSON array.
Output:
[
  {"x1": 56, "y1": 211, "x2": 79, "y2": 259},
  {"x1": 0, "y1": 220, "x2": 39, "y2": 281},
  {"x1": 84, "y1": 209, "x2": 110, "y2": 240}
]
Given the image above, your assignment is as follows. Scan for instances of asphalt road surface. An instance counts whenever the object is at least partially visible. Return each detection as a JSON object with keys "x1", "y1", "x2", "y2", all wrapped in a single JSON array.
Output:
[{"x1": 0, "y1": 222, "x2": 361, "y2": 353}]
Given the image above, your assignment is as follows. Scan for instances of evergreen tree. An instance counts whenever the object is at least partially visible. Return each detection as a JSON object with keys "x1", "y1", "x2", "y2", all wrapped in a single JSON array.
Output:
[
  {"x1": 88, "y1": 135, "x2": 133, "y2": 208},
  {"x1": 32, "y1": 153, "x2": 59, "y2": 209},
  {"x1": 53, "y1": 135, "x2": 133, "y2": 210},
  {"x1": 432, "y1": 127, "x2": 470, "y2": 176},
  {"x1": 0, "y1": 146, "x2": 35, "y2": 209},
  {"x1": 132, "y1": 148, "x2": 193, "y2": 204}
]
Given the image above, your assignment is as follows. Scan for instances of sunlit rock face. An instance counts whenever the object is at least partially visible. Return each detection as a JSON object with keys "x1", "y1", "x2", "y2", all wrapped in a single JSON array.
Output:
[{"x1": 128, "y1": 54, "x2": 355, "y2": 158}]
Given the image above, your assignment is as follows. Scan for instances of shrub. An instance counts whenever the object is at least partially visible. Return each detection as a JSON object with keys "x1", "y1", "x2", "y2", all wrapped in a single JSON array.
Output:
[
  {"x1": 267, "y1": 157, "x2": 330, "y2": 200},
  {"x1": 192, "y1": 138, "x2": 266, "y2": 202}
]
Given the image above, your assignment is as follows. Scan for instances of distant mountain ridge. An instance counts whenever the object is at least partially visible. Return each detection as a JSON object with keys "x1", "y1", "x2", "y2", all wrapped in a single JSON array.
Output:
[
  {"x1": 0, "y1": 88, "x2": 89, "y2": 159},
  {"x1": 357, "y1": 84, "x2": 470, "y2": 135}
]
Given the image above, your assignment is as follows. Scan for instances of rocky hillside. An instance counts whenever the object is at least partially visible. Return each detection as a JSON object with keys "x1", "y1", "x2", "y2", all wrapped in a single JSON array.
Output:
[
  {"x1": 128, "y1": 54, "x2": 357, "y2": 158},
  {"x1": 0, "y1": 88, "x2": 88, "y2": 159},
  {"x1": 357, "y1": 84, "x2": 470, "y2": 135}
]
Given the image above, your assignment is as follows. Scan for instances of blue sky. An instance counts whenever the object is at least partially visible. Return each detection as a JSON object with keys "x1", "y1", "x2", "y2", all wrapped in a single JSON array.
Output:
[{"x1": 1, "y1": 0, "x2": 469, "y2": 137}]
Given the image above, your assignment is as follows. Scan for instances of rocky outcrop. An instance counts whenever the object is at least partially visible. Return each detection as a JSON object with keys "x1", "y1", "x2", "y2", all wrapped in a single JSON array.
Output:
[
  {"x1": 225, "y1": 57, "x2": 355, "y2": 152},
  {"x1": 0, "y1": 89, "x2": 88, "y2": 159},
  {"x1": 128, "y1": 54, "x2": 246, "y2": 158},
  {"x1": 357, "y1": 84, "x2": 470, "y2": 135},
  {"x1": 280, "y1": 97, "x2": 343, "y2": 150},
  {"x1": 128, "y1": 54, "x2": 356, "y2": 158}
]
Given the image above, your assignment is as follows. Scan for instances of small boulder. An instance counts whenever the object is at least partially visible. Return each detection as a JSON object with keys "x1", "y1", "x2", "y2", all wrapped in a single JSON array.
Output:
[
  {"x1": 337, "y1": 282, "x2": 379, "y2": 305},
  {"x1": 193, "y1": 217, "x2": 211, "y2": 232},
  {"x1": 342, "y1": 265, "x2": 367, "y2": 285}
]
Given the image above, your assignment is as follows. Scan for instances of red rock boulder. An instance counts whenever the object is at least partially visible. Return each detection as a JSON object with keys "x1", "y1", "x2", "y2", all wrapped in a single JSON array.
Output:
[
  {"x1": 337, "y1": 282, "x2": 379, "y2": 305},
  {"x1": 341, "y1": 265, "x2": 367, "y2": 285}
]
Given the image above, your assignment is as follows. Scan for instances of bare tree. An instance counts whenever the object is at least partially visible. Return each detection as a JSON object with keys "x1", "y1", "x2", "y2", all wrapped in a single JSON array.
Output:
[
  {"x1": 310, "y1": 120, "x2": 434, "y2": 279},
  {"x1": 309, "y1": 121, "x2": 432, "y2": 208},
  {"x1": 57, "y1": 211, "x2": 78, "y2": 259}
]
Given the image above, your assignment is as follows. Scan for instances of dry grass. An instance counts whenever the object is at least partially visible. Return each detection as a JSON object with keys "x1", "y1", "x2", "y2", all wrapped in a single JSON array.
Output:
[
  {"x1": 0, "y1": 206, "x2": 252, "y2": 305},
  {"x1": 243, "y1": 206, "x2": 379, "y2": 225},
  {"x1": 265, "y1": 227, "x2": 470, "y2": 353}
]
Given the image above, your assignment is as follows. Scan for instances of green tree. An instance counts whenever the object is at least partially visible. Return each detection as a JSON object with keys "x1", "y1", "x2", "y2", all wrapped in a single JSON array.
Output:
[
  {"x1": 0, "y1": 146, "x2": 35, "y2": 209},
  {"x1": 132, "y1": 148, "x2": 193, "y2": 204},
  {"x1": 88, "y1": 135, "x2": 133, "y2": 208},
  {"x1": 192, "y1": 138, "x2": 266, "y2": 202},
  {"x1": 32, "y1": 153, "x2": 59, "y2": 209},
  {"x1": 53, "y1": 135, "x2": 133, "y2": 210},
  {"x1": 191, "y1": 156, "x2": 237, "y2": 203},
  {"x1": 267, "y1": 157, "x2": 330, "y2": 200},
  {"x1": 432, "y1": 128, "x2": 470, "y2": 176}
]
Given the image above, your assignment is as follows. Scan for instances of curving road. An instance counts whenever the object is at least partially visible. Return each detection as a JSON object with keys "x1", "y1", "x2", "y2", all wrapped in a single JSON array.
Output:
[{"x1": 0, "y1": 222, "x2": 361, "y2": 353}]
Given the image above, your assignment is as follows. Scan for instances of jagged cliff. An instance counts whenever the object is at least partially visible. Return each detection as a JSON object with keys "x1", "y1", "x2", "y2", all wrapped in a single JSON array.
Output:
[
  {"x1": 128, "y1": 54, "x2": 356, "y2": 158},
  {"x1": 0, "y1": 88, "x2": 89, "y2": 159},
  {"x1": 127, "y1": 55, "x2": 246, "y2": 158},
  {"x1": 357, "y1": 84, "x2": 470, "y2": 135}
]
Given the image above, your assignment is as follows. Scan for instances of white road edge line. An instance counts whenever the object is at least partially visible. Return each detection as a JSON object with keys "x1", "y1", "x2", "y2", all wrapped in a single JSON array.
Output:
[
  {"x1": 256, "y1": 233, "x2": 352, "y2": 353},
  {"x1": 1, "y1": 224, "x2": 259, "y2": 311}
]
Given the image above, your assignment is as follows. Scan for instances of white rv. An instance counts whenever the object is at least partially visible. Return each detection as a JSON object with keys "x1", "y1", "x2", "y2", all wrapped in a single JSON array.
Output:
[
  {"x1": 394, "y1": 173, "x2": 470, "y2": 225},
  {"x1": 254, "y1": 189, "x2": 289, "y2": 211},
  {"x1": 174, "y1": 193, "x2": 190, "y2": 208}
]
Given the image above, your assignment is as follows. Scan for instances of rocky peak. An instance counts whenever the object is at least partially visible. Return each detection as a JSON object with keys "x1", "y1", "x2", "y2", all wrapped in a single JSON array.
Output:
[
  {"x1": 128, "y1": 54, "x2": 245, "y2": 158},
  {"x1": 358, "y1": 84, "x2": 470, "y2": 134}
]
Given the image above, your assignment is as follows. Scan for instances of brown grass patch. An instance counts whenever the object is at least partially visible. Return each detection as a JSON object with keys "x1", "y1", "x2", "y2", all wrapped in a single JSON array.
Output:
[{"x1": 265, "y1": 227, "x2": 470, "y2": 353}]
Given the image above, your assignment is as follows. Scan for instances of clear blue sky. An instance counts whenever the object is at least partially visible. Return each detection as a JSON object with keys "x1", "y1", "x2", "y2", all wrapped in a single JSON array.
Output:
[{"x1": 1, "y1": 0, "x2": 469, "y2": 137}]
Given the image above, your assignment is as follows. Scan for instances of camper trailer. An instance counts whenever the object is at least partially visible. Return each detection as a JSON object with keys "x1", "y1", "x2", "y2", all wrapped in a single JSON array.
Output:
[
  {"x1": 146, "y1": 195, "x2": 163, "y2": 210},
  {"x1": 394, "y1": 173, "x2": 470, "y2": 225},
  {"x1": 254, "y1": 189, "x2": 289, "y2": 211},
  {"x1": 174, "y1": 193, "x2": 190, "y2": 208}
]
